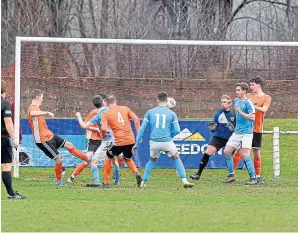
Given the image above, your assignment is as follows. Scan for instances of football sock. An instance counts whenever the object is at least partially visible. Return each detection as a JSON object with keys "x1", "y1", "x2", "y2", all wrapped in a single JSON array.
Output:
[
  {"x1": 91, "y1": 164, "x2": 100, "y2": 184},
  {"x1": 173, "y1": 157, "x2": 186, "y2": 179},
  {"x1": 224, "y1": 155, "x2": 234, "y2": 174},
  {"x1": 2, "y1": 171, "x2": 15, "y2": 196},
  {"x1": 198, "y1": 153, "x2": 210, "y2": 176},
  {"x1": 104, "y1": 159, "x2": 112, "y2": 184},
  {"x1": 233, "y1": 152, "x2": 241, "y2": 170},
  {"x1": 54, "y1": 163, "x2": 63, "y2": 181},
  {"x1": 72, "y1": 161, "x2": 88, "y2": 177},
  {"x1": 69, "y1": 147, "x2": 88, "y2": 161},
  {"x1": 143, "y1": 160, "x2": 156, "y2": 182},
  {"x1": 114, "y1": 165, "x2": 120, "y2": 183},
  {"x1": 254, "y1": 156, "x2": 261, "y2": 177},
  {"x1": 243, "y1": 156, "x2": 256, "y2": 178}
]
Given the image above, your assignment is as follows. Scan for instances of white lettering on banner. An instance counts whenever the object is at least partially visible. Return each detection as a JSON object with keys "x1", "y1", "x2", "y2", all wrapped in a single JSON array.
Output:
[
  {"x1": 174, "y1": 143, "x2": 210, "y2": 155},
  {"x1": 167, "y1": 143, "x2": 223, "y2": 156}
]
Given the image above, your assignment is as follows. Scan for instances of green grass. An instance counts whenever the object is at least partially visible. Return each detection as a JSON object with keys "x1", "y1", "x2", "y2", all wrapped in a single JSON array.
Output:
[
  {"x1": 2, "y1": 169, "x2": 298, "y2": 232},
  {"x1": 2, "y1": 119, "x2": 298, "y2": 232}
]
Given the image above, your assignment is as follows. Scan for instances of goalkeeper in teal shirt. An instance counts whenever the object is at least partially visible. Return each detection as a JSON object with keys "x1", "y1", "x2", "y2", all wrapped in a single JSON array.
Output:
[{"x1": 132, "y1": 92, "x2": 194, "y2": 188}]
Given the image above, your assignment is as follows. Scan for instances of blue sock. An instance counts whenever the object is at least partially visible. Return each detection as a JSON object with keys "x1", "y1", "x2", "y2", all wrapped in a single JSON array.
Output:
[
  {"x1": 143, "y1": 160, "x2": 156, "y2": 182},
  {"x1": 225, "y1": 155, "x2": 234, "y2": 174},
  {"x1": 91, "y1": 165, "x2": 100, "y2": 184},
  {"x1": 114, "y1": 165, "x2": 120, "y2": 183},
  {"x1": 244, "y1": 156, "x2": 256, "y2": 178},
  {"x1": 173, "y1": 157, "x2": 186, "y2": 179}
]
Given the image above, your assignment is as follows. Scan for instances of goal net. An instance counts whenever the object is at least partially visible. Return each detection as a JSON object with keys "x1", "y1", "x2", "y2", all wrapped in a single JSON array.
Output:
[{"x1": 10, "y1": 37, "x2": 298, "y2": 179}]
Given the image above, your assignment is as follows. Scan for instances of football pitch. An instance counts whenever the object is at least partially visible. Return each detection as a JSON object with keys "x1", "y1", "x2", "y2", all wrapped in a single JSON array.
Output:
[{"x1": 2, "y1": 119, "x2": 298, "y2": 232}]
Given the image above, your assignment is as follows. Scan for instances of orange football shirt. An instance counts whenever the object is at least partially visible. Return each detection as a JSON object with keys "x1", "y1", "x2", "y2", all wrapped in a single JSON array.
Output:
[{"x1": 247, "y1": 93, "x2": 272, "y2": 133}]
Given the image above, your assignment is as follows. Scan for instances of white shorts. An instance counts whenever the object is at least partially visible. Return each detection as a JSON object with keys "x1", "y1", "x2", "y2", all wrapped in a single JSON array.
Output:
[
  {"x1": 150, "y1": 141, "x2": 178, "y2": 158},
  {"x1": 226, "y1": 133, "x2": 253, "y2": 150},
  {"x1": 92, "y1": 140, "x2": 111, "y2": 162}
]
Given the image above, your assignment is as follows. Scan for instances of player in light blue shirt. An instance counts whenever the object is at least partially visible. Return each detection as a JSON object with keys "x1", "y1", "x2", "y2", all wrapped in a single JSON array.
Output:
[
  {"x1": 75, "y1": 97, "x2": 120, "y2": 186},
  {"x1": 224, "y1": 82, "x2": 257, "y2": 184},
  {"x1": 132, "y1": 92, "x2": 194, "y2": 188},
  {"x1": 233, "y1": 98, "x2": 255, "y2": 134}
]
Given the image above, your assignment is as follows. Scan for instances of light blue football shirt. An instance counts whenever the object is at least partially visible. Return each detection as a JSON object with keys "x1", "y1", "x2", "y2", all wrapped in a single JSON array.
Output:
[
  {"x1": 234, "y1": 97, "x2": 255, "y2": 134},
  {"x1": 89, "y1": 106, "x2": 111, "y2": 140},
  {"x1": 135, "y1": 106, "x2": 180, "y2": 146}
]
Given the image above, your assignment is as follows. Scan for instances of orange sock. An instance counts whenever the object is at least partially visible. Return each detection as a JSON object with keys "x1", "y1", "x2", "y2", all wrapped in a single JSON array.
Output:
[
  {"x1": 73, "y1": 161, "x2": 88, "y2": 177},
  {"x1": 104, "y1": 159, "x2": 112, "y2": 184},
  {"x1": 117, "y1": 157, "x2": 124, "y2": 168},
  {"x1": 69, "y1": 147, "x2": 88, "y2": 161},
  {"x1": 125, "y1": 158, "x2": 138, "y2": 175},
  {"x1": 233, "y1": 152, "x2": 241, "y2": 170},
  {"x1": 54, "y1": 163, "x2": 63, "y2": 181},
  {"x1": 254, "y1": 156, "x2": 261, "y2": 176}
]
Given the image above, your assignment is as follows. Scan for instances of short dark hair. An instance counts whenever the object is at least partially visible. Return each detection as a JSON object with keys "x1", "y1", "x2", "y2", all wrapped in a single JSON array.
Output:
[
  {"x1": 157, "y1": 92, "x2": 168, "y2": 102},
  {"x1": 99, "y1": 93, "x2": 106, "y2": 100},
  {"x1": 31, "y1": 89, "x2": 43, "y2": 99},
  {"x1": 1, "y1": 80, "x2": 7, "y2": 94},
  {"x1": 105, "y1": 94, "x2": 116, "y2": 104},
  {"x1": 92, "y1": 95, "x2": 103, "y2": 108},
  {"x1": 249, "y1": 76, "x2": 264, "y2": 87},
  {"x1": 236, "y1": 82, "x2": 249, "y2": 93}
]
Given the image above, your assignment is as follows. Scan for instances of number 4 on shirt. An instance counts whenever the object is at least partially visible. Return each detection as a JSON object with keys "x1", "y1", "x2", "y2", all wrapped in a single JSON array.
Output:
[{"x1": 118, "y1": 112, "x2": 125, "y2": 124}]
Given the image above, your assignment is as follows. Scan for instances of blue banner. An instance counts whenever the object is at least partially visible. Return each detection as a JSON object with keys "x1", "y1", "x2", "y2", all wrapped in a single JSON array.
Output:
[{"x1": 20, "y1": 119, "x2": 244, "y2": 169}]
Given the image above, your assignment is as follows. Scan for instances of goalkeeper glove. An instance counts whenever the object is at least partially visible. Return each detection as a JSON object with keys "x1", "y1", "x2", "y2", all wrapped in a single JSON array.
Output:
[{"x1": 207, "y1": 122, "x2": 217, "y2": 132}]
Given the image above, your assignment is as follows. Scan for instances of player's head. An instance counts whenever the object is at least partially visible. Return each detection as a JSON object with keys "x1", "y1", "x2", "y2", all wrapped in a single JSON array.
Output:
[
  {"x1": 157, "y1": 92, "x2": 168, "y2": 105},
  {"x1": 92, "y1": 95, "x2": 103, "y2": 108},
  {"x1": 31, "y1": 89, "x2": 44, "y2": 105},
  {"x1": 236, "y1": 82, "x2": 249, "y2": 98},
  {"x1": 249, "y1": 76, "x2": 264, "y2": 93},
  {"x1": 99, "y1": 93, "x2": 107, "y2": 106},
  {"x1": 1, "y1": 80, "x2": 8, "y2": 96},
  {"x1": 105, "y1": 94, "x2": 116, "y2": 106},
  {"x1": 221, "y1": 94, "x2": 232, "y2": 110}
]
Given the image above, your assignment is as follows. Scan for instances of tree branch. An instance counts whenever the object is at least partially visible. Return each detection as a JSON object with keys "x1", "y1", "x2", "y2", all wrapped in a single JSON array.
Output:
[{"x1": 228, "y1": 0, "x2": 289, "y2": 27}]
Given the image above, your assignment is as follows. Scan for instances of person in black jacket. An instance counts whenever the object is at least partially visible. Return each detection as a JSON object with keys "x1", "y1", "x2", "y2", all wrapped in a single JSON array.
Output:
[{"x1": 1, "y1": 80, "x2": 26, "y2": 199}]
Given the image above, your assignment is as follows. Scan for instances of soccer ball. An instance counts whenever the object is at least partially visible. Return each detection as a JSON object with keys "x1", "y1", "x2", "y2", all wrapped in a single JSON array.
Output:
[{"x1": 167, "y1": 97, "x2": 176, "y2": 109}]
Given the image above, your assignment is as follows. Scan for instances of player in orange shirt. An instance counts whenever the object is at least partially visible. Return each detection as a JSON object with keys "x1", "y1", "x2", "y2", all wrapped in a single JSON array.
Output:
[
  {"x1": 101, "y1": 95, "x2": 142, "y2": 188},
  {"x1": 28, "y1": 89, "x2": 89, "y2": 186},
  {"x1": 233, "y1": 77, "x2": 272, "y2": 183},
  {"x1": 67, "y1": 95, "x2": 104, "y2": 186}
]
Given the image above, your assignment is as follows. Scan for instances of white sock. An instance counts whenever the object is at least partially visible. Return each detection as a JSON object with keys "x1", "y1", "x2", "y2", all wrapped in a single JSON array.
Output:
[{"x1": 256, "y1": 175, "x2": 260, "y2": 178}]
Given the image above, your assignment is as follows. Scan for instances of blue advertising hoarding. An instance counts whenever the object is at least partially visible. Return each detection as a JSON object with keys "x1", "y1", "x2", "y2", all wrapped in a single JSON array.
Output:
[{"x1": 19, "y1": 119, "x2": 244, "y2": 169}]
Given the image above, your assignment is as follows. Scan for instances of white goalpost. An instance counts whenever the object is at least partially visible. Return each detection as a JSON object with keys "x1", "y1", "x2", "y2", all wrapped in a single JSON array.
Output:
[{"x1": 13, "y1": 36, "x2": 298, "y2": 178}]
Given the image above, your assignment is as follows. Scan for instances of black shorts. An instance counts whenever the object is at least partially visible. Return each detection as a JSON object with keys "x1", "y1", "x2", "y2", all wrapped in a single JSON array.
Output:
[
  {"x1": 252, "y1": 132, "x2": 262, "y2": 148},
  {"x1": 36, "y1": 135, "x2": 66, "y2": 159},
  {"x1": 1, "y1": 136, "x2": 13, "y2": 164},
  {"x1": 107, "y1": 143, "x2": 134, "y2": 159},
  {"x1": 87, "y1": 139, "x2": 101, "y2": 152},
  {"x1": 209, "y1": 136, "x2": 229, "y2": 151}
]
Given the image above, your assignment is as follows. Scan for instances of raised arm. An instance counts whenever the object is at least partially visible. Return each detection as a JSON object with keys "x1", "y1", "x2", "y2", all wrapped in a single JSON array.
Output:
[
  {"x1": 30, "y1": 110, "x2": 54, "y2": 118},
  {"x1": 235, "y1": 100, "x2": 256, "y2": 121},
  {"x1": 254, "y1": 96, "x2": 272, "y2": 113}
]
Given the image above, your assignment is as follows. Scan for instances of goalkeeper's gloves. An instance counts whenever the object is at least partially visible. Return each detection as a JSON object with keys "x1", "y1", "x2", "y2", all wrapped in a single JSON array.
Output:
[{"x1": 207, "y1": 122, "x2": 217, "y2": 132}]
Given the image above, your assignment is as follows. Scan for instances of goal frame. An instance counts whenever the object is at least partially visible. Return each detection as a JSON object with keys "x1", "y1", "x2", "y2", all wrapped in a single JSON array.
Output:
[{"x1": 14, "y1": 36, "x2": 298, "y2": 178}]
